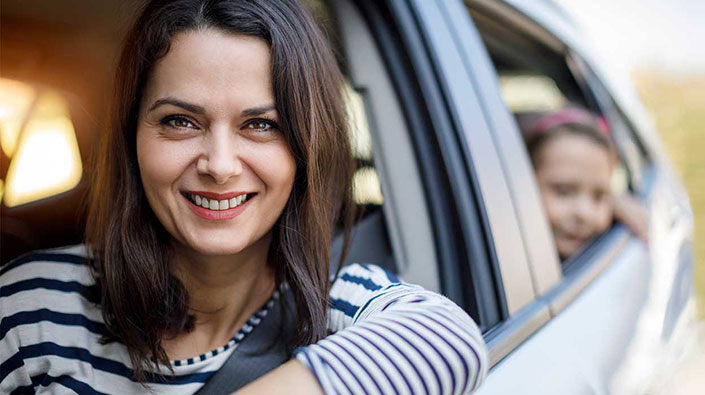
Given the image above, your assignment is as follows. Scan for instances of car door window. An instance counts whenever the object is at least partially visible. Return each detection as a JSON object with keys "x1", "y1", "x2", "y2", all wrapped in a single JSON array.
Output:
[{"x1": 467, "y1": 4, "x2": 644, "y2": 266}]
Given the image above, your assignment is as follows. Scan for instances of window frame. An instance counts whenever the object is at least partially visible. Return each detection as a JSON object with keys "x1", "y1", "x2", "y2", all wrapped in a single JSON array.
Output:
[{"x1": 458, "y1": 0, "x2": 651, "y2": 365}]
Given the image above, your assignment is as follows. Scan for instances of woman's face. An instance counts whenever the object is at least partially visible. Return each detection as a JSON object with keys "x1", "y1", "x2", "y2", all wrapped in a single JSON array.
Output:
[
  {"x1": 136, "y1": 29, "x2": 295, "y2": 258},
  {"x1": 534, "y1": 132, "x2": 614, "y2": 259}
]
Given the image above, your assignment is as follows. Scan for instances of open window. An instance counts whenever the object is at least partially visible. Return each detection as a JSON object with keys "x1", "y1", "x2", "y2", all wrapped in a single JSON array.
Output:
[{"x1": 467, "y1": 4, "x2": 648, "y2": 267}]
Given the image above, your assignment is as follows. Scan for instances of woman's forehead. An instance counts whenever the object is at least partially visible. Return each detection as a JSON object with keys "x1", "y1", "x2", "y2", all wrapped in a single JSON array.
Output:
[{"x1": 142, "y1": 29, "x2": 274, "y2": 112}]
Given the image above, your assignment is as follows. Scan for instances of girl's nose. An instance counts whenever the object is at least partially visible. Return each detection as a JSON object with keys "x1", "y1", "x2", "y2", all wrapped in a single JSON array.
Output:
[
  {"x1": 574, "y1": 194, "x2": 595, "y2": 222},
  {"x1": 196, "y1": 129, "x2": 243, "y2": 184}
]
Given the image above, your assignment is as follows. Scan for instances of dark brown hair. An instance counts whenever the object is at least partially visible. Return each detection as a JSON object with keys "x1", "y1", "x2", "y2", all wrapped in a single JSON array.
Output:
[
  {"x1": 85, "y1": 0, "x2": 354, "y2": 381},
  {"x1": 525, "y1": 107, "x2": 615, "y2": 167}
]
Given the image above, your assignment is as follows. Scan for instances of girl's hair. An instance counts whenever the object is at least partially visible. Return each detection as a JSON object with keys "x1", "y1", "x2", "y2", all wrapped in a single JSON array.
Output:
[
  {"x1": 85, "y1": 0, "x2": 354, "y2": 381},
  {"x1": 525, "y1": 107, "x2": 615, "y2": 166}
]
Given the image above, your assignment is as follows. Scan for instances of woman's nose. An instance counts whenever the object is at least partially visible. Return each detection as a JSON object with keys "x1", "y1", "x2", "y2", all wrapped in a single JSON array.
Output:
[{"x1": 197, "y1": 130, "x2": 243, "y2": 184}]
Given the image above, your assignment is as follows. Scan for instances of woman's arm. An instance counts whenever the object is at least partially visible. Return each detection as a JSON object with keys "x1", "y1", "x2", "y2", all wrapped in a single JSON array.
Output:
[
  {"x1": 235, "y1": 359, "x2": 323, "y2": 395},
  {"x1": 238, "y1": 263, "x2": 488, "y2": 394}
]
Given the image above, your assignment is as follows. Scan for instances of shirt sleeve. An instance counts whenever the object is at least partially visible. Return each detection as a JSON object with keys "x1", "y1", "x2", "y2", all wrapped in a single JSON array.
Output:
[{"x1": 293, "y1": 263, "x2": 488, "y2": 395}]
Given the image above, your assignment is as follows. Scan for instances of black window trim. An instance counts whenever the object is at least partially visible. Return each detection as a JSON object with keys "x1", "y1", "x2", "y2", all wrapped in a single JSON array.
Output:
[
  {"x1": 457, "y1": 0, "x2": 658, "y2": 365},
  {"x1": 354, "y1": 0, "x2": 504, "y2": 330}
]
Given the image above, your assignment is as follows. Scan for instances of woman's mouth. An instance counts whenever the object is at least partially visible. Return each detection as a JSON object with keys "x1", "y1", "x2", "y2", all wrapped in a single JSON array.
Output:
[
  {"x1": 182, "y1": 192, "x2": 257, "y2": 221},
  {"x1": 184, "y1": 192, "x2": 256, "y2": 211}
]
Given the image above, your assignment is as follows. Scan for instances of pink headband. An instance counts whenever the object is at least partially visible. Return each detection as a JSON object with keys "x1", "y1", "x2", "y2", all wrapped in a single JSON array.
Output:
[{"x1": 527, "y1": 108, "x2": 610, "y2": 141}]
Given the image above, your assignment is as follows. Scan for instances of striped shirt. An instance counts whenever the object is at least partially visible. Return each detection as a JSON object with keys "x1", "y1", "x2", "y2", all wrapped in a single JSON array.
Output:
[{"x1": 1, "y1": 245, "x2": 487, "y2": 394}]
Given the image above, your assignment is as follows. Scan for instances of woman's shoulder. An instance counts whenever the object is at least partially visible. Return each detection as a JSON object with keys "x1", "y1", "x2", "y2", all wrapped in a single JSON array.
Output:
[
  {"x1": 0, "y1": 243, "x2": 101, "y2": 348},
  {"x1": 1, "y1": 244, "x2": 93, "y2": 282},
  {"x1": 0, "y1": 244, "x2": 108, "y2": 391},
  {"x1": 1, "y1": 244, "x2": 96, "y2": 293}
]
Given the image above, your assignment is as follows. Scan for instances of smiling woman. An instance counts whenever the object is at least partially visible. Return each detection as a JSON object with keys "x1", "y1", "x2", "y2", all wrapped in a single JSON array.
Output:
[
  {"x1": 0, "y1": 0, "x2": 487, "y2": 394},
  {"x1": 136, "y1": 31, "x2": 295, "y2": 257}
]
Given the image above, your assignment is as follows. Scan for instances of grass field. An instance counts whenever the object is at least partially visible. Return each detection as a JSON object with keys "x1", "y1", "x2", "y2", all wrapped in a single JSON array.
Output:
[{"x1": 633, "y1": 71, "x2": 705, "y2": 318}]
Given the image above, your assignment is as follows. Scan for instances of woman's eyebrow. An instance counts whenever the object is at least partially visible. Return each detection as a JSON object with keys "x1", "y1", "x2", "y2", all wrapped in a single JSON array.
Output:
[
  {"x1": 240, "y1": 104, "x2": 276, "y2": 117},
  {"x1": 148, "y1": 97, "x2": 205, "y2": 114}
]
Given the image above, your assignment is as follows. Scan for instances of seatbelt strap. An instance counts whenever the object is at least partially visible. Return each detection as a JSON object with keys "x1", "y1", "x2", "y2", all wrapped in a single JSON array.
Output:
[{"x1": 194, "y1": 288, "x2": 298, "y2": 394}]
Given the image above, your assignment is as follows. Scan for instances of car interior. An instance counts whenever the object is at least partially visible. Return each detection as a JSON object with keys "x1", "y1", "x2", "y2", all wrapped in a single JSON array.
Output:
[{"x1": 0, "y1": 0, "x2": 404, "y2": 281}]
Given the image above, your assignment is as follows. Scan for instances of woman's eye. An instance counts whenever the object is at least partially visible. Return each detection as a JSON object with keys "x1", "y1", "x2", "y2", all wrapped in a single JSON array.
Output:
[
  {"x1": 245, "y1": 119, "x2": 278, "y2": 132},
  {"x1": 161, "y1": 116, "x2": 197, "y2": 130}
]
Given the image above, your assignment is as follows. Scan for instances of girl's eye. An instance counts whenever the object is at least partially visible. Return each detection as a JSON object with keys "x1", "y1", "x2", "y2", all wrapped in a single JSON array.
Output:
[
  {"x1": 245, "y1": 119, "x2": 279, "y2": 132},
  {"x1": 553, "y1": 184, "x2": 577, "y2": 197},
  {"x1": 160, "y1": 116, "x2": 197, "y2": 130}
]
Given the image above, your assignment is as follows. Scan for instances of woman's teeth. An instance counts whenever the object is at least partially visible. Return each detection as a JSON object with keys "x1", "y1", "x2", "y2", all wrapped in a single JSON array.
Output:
[{"x1": 188, "y1": 194, "x2": 250, "y2": 211}]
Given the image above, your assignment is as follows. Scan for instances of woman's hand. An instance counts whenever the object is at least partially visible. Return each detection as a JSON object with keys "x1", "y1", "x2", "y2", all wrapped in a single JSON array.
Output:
[
  {"x1": 233, "y1": 359, "x2": 323, "y2": 395},
  {"x1": 613, "y1": 193, "x2": 649, "y2": 242}
]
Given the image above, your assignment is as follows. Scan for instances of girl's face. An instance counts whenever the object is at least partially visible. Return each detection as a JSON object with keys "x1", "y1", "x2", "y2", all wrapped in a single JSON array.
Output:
[
  {"x1": 534, "y1": 132, "x2": 613, "y2": 259},
  {"x1": 136, "y1": 29, "x2": 296, "y2": 258}
]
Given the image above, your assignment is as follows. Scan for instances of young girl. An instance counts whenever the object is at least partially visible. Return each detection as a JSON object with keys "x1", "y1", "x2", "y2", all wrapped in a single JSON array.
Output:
[
  {"x1": 526, "y1": 107, "x2": 648, "y2": 261},
  {"x1": 0, "y1": 1, "x2": 487, "y2": 394}
]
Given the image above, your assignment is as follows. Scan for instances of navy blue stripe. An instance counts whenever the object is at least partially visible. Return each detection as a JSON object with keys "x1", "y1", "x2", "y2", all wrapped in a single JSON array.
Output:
[
  {"x1": 325, "y1": 335, "x2": 387, "y2": 394},
  {"x1": 385, "y1": 318, "x2": 453, "y2": 392},
  {"x1": 15, "y1": 374, "x2": 108, "y2": 395},
  {"x1": 320, "y1": 357, "x2": 351, "y2": 395},
  {"x1": 1, "y1": 252, "x2": 88, "y2": 277},
  {"x1": 15, "y1": 342, "x2": 214, "y2": 385},
  {"x1": 384, "y1": 270, "x2": 399, "y2": 283},
  {"x1": 424, "y1": 311, "x2": 484, "y2": 391},
  {"x1": 375, "y1": 320, "x2": 443, "y2": 393},
  {"x1": 330, "y1": 298, "x2": 359, "y2": 318},
  {"x1": 334, "y1": 331, "x2": 399, "y2": 393},
  {"x1": 1, "y1": 309, "x2": 106, "y2": 340},
  {"x1": 0, "y1": 352, "x2": 24, "y2": 382},
  {"x1": 9, "y1": 373, "x2": 46, "y2": 395},
  {"x1": 354, "y1": 283, "x2": 405, "y2": 322},
  {"x1": 1, "y1": 278, "x2": 99, "y2": 304},
  {"x1": 317, "y1": 340, "x2": 370, "y2": 393},
  {"x1": 348, "y1": 332, "x2": 414, "y2": 393},
  {"x1": 339, "y1": 273, "x2": 382, "y2": 291},
  {"x1": 409, "y1": 314, "x2": 469, "y2": 390},
  {"x1": 361, "y1": 327, "x2": 429, "y2": 394}
]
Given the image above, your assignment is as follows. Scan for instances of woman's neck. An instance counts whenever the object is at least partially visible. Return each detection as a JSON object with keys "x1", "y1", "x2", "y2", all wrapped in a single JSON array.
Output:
[{"x1": 163, "y1": 234, "x2": 276, "y2": 360}]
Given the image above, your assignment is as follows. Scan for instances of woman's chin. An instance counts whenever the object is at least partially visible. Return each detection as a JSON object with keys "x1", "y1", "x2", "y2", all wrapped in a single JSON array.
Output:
[{"x1": 174, "y1": 236, "x2": 252, "y2": 258}]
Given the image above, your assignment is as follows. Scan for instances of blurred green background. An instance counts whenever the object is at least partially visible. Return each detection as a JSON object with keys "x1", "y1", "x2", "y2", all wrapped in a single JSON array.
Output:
[{"x1": 633, "y1": 72, "x2": 705, "y2": 318}]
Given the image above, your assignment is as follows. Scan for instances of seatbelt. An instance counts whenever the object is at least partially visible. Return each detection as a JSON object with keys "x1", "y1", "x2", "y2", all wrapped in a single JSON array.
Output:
[{"x1": 195, "y1": 288, "x2": 298, "y2": 394}]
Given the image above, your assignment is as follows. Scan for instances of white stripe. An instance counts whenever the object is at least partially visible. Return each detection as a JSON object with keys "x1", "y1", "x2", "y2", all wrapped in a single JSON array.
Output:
[
  {"x1": 308, "y1": 343, "x2": 367, "y2": 394},
  {"x1": 337, "y1": 329, "x2": 412, "y2": 395},
  {"x1": 1, "y1": 288, "x2": 103, "y2": 321},
  {"x1": 1, "y1": 260, "x2": 95, "y2": 287},
  {"x1": 316, "y1": 336, "x2": 384, "y2": 394}
]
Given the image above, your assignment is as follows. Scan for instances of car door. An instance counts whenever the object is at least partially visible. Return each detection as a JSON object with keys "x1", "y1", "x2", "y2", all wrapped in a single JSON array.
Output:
[
  {"x1": 311, "y1": 0, "x2": 695, "y2": 393},
  {"x1": 399, "y1": 0, "x2": 696, "y2": 393}
]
